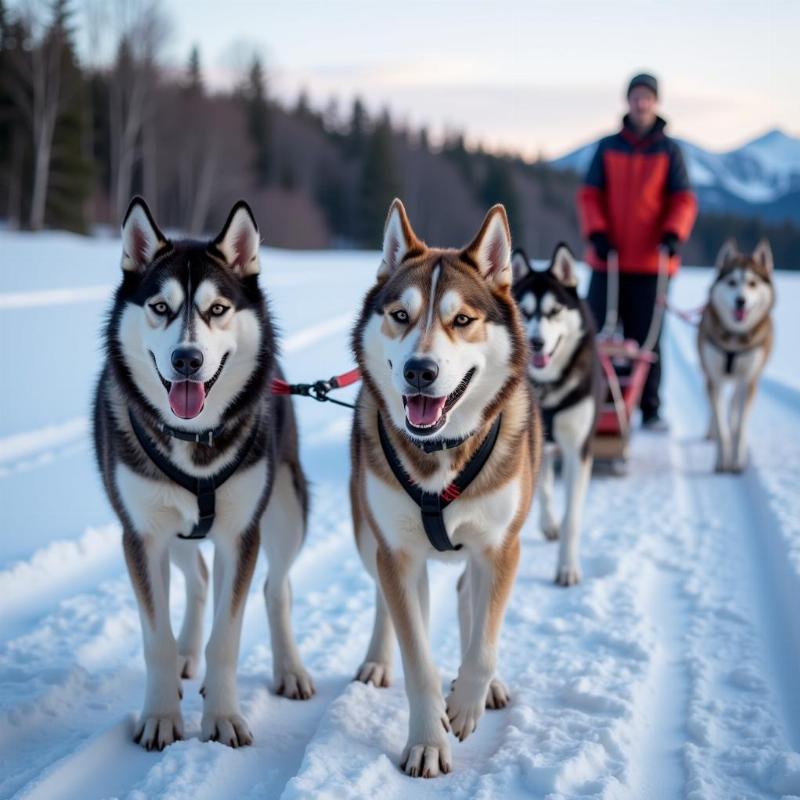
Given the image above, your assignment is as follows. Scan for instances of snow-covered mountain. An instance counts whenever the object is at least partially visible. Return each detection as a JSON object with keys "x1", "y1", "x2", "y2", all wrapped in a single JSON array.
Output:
[{"x1": 551, "y1": 128, "x2": 800, "y2": 224}]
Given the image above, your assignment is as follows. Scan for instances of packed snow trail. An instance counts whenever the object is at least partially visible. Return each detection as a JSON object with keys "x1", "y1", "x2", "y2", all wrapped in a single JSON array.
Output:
[{"x1": 1, "y1": 232, "x2": 800, "y2": 799}]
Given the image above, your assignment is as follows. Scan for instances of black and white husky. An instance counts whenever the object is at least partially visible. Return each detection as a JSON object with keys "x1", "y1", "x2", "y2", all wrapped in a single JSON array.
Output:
[
  {"x1": 93, "y1": 197, "x2": 314, "y2": 751},
  {"x1": 512, "y1": 244, "x2": 601, "y2": 586}
]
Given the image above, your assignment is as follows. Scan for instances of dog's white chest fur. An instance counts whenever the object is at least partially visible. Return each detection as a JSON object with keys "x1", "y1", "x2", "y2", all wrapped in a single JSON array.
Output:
[
  {"x1": 365, "y1": 468, "x2": 520, "y2": 559},
  {"x1": 116, "y1": 458, "x2": 268, "y2": 540},
  {"x1": 700, "y1": 340, "x2": 766, "y2": 382}
]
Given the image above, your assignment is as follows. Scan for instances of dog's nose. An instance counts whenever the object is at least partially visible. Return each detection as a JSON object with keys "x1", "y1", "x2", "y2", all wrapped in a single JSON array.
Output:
[
  {"x1": 171, "y1": 345, "x2": 204, "y2": 378},
  {"x1": 403, "y1": 357, "x2": 439, "y2": 391},
  {"x1": 735, "y1": 296, "x2": 746, "y2": 309},
  {"x1": 530, "y1": 337, "x2": 545, "y2": 353}
]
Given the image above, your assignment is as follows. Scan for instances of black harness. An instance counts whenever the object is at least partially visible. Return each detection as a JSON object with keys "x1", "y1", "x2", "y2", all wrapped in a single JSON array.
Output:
[
  {"x1": 539, "y1": 384, "x2": 587, "y2": 443},
  {"x1": 377, "y1": 414, "x2": 502, "y2": 552},
  {"x1": 710, "y1": 340, "x2": 749, "y2": 376},
  {"x1": 129, "y1": 411, "x2": 259, "y2": 540}
]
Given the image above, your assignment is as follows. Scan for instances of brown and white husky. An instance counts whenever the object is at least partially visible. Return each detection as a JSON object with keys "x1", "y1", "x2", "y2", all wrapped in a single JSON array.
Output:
[
  {"x1": 699, "y1": 238, "x2": 775, "y2": 473},
  {"x1": 349, "y1": 199, "x2": 540, "y2": 777}
]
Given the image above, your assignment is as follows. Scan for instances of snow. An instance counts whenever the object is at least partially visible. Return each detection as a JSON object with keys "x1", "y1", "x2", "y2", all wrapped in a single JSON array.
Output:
[{"x1": 2, "y1": 230, "x2": 800, "y2": 799}]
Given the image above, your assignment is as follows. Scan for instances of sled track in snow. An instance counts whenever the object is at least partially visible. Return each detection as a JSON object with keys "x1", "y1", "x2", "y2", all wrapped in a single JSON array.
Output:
[{"x1": 668, "y1": 327, "x2": 800, "y2": 750}]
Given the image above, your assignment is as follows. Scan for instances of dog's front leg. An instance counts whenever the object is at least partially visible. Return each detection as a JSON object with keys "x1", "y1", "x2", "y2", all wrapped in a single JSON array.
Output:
[
  {"x1": 123, "y1": 529, "x2": 183, "y2": 750},
  {"x1": 376, "y1": 546, "x2": 451, "y2": 778},
  {"x1": 556, "y1": 450, "x2": 592, "y2": 586},
  {"x1": 730, "y1": 379, "x2": 757, "y2": 473},
  {"x1": 538, "y1": 447, "x2": 559, "y2": 540},
  {"x1": 447, "y1": 536, "x2": 520, "y2": 741},
  {"x1": 200, "y1": 525, "x2": 259, "y2": 747},
  {"x1": 707, "y1": 378, "x2": 731, "y2": 471}
]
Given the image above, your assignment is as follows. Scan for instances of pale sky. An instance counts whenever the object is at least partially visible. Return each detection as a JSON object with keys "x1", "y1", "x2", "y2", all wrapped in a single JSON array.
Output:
[{"x1": 79, "y1": 0, "x2": 799, "y2": 159}]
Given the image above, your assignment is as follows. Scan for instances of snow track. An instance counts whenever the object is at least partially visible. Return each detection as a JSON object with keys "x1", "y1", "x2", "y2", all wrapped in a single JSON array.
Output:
[{"x1": 2, "y1": 237, "x2": 799, "y2": 799}]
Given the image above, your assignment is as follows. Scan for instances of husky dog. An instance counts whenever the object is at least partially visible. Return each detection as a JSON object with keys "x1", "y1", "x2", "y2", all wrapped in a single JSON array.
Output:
[
  {"x1": 350, "y1": 199, "x2": 539, "y2": 778},
  {"x1": 511, "y1": 244, "x2": 601, "y2": 586},
  {"x1": 93, "y1": 197, "x2": 314, "y2": 751},
  {"x1": 699, "y1": 238, "x2": 774, "y2": 473}
]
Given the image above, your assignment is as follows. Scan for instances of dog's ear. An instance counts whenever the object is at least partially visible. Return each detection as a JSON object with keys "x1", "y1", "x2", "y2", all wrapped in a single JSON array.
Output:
[
  {"x1": 213, "y1": 201, "x2": 261, "y2": 277},
  {"x1": 751, "y1": 239, "x2": 773, "y2": 275},
  {"x1": 121, "y1": 196, "x2": 168, "y2": 272},
  {"x1": 715, "y1": 238, "x2": 739, "y2": 272},
  {"x1": 511, "y1": 248, "x2": 532, "y2": 285},
  {"x1": 379, "y1": 198, "x2": 420, "y2": 279},
  {"x1": 462, "y1": 205, "x2": 512, "y2": 290},
  {"x1": 549, "y1": 242, "x2": 578, "y2": 288}
]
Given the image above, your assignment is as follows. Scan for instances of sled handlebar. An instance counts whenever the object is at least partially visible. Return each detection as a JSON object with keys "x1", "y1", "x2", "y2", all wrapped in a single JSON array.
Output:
[{"x1": 600, "y1": 247, "x2": 670, "y2": 354}]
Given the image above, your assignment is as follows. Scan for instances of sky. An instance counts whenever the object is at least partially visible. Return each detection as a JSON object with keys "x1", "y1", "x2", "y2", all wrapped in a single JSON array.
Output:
[{"x1": 77, "y1": 0, "x2": 800, "y2": 159}]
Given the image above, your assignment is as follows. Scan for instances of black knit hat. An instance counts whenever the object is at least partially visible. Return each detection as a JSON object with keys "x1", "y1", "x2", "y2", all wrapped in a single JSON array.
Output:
[{"x1": 627, "y1": 73, "x2": 658, "y2": 98}]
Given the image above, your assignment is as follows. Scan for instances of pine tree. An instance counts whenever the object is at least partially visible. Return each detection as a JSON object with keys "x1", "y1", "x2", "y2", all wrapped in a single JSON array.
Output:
[
  {"x1": 244, "y1": 55, "x2": 271, "y2": 188},
  {"x1": 45, "y1": 0, "x2": 93, "y2": 232},
  {"x1": 357, "y1": 111, "x2": 401, "y2": 248},
  {"x1": 346, "y1": 96, "x2": 367, "y2": 159},
  {"x1": 480, "y1": 157, "x2": 521, "y2": 241},
  {"x1": 443, "y1": 132, "x2": 474, "y2": 186},
  {"x1": 186, "y1": 44, "x2": 203, "y2": 95}
]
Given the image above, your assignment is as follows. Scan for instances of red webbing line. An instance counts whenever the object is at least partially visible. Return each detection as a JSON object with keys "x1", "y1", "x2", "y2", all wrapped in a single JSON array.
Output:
[
  {"x1": 329, "y1": 368, "x2": 362, "y2": 388},
  {"x1": 270, "y1": 378, "x2": 292, "y2": 395}
]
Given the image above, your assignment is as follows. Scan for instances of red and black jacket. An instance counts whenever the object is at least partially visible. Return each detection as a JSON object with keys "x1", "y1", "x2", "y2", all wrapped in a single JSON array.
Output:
[{"x1": 577, "y1": 115, "x2": 698, "y2": 275}]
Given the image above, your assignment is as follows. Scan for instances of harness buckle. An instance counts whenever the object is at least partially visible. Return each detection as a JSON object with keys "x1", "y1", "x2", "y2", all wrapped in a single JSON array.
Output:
[{"x1": 309, "y1": 380, "x2": 332, "y2": 402}]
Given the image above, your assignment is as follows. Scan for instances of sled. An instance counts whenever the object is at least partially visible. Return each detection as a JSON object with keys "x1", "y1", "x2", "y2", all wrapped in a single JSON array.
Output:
[{"x1": 591, "y1": 249, "x2": 669, "y2": 469}]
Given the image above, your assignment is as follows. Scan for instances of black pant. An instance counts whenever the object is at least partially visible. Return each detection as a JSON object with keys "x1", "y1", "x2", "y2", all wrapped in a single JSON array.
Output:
[{"x1": 586, "y1": 271, "x2": 666, "y2": 418}]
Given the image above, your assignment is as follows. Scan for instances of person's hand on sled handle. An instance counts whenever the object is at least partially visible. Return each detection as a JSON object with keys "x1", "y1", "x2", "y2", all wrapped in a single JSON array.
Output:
[
  {"x1": 660, "y1": 231, "x2": 681, "y2": 258},
  {"x1": 589, "y1": 231, "x2": 613, "y2": 261}
]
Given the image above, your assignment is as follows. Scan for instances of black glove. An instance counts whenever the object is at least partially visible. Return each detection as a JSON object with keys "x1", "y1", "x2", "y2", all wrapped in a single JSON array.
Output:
[
  {"x1": 661, "y1": 232, "x2": 681, "y2": 258},
  {"x1": 589, "y1": 232, "x2": 612, "y2": 261}
]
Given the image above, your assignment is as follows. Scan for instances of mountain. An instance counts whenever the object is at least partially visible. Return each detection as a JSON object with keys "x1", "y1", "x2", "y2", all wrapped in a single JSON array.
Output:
[{"x1": 551, "y1": 128, "x2": 800, "y2": 224}]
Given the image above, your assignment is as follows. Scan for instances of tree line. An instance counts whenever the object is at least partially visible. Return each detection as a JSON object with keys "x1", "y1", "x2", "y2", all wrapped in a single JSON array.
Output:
[{"x1": 1, "y1": 0, "x2": 798, "y2": 268}]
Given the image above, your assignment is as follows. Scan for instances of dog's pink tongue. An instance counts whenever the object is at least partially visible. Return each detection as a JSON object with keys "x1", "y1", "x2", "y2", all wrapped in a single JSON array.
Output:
[
  {"x1": 532, "y1": 352, "x2": 550, "y2": 369},
  {"x1": 405, "y1": 395, "x2": 447, "y2": 427},
  {"x1": 168, "y1": 381, "x2": 206, "y2": 419},
  {"x1": 734, "y1": 308, "x2": 747, "y2": 322}
]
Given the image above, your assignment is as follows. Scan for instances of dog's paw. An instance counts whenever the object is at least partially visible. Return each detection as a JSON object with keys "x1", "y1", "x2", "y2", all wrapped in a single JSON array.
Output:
[
  {"x1": 446, "y1": 676, "x2": 487, "y2": 742},
  {"x1": 400, "y1": 740, "x2": 452, "y2": 778},
  {"x1": 555, "y1": 562, "x2": 582, "y2": 587},
  {"x1": 542, "y1": 524, "x2": 560, "y2": 541},
  {"x1": 275, "y1": 666, "x2": 315, "y2": 700},
  {"x1": 485, "y1": 677, "x2": 511, "y2": 709},
  {"x1": 201, "y1": 712, "x2": 253, "y2": 747},
  {"x1": 178, "y1": 653, "x2": 200, "y2": 680},
  {"x1": 355, "y1": 661, "x2": 391, "y2": 688},
  {"x1": 133, "y1": 710, "x2": 184, "y2": 751}
]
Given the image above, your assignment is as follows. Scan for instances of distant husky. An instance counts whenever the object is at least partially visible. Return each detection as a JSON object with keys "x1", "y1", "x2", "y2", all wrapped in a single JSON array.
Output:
[
  {"x1": 511, "y1": 244, "x2": 601, "y2": 586},
  {"x1": 93, "y1": 197, "x2": 314, "y2": 751},
  {"x1": 699, "y1": 238, "x2": 774, "y2": 473},
  {"x1": 350, "y1": 199, "x2": 540, "y2": 778}
]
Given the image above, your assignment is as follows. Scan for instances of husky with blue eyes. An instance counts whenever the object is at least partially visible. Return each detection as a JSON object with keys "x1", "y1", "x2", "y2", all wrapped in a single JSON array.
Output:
[
  {"x1": 699, "y1": 238, "x2": 775, "y2": 473},
  {"x1": 511, "y1": 243, "x2": 601, "y2": 586},
  {"x1": 93, "y1": 197, "x2": 314, "y2": 751}
]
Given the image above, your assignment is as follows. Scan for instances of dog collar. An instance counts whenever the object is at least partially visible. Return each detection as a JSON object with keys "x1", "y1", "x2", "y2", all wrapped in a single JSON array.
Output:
[
  {"x1": 156, "y1": 420, "x2": 226, "y2": 446},
  {"x1": 377, "y1": 413, "x2": 502, "y2": 552},
  {"x1": 128, "y1": 411, "x2": 258, "y2": 540}
]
